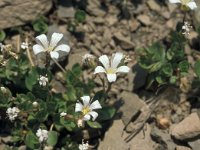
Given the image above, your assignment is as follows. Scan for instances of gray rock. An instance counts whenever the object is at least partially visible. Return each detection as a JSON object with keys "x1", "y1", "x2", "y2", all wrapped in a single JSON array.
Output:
[
  {"x1": 151, "y1": 126, "x2": 176, "y2": 150},
  {"x1": 137, "y1": 14, "x2": 152, "y2": 26},
  {"x1": 170, "y1": 113, "x2": 200, "y2": 140},
  {"x1": 57, "y1": 0, "x2": 75, "y2": 18},
  {"x1": 188, "y1": 139, "x2": 200, "y2": 150},
  {"x1": 176, "y1": 146, "x2": 192, "y2": 150},
  {"x1": 0, "y1": 0, "x2": 52, "y2": 29},
  {"x1": 98, "y1": 120, "x2": 155, "y2": 150},
  {"x1": 119, "y1": 91, "x2": 145, "y2": 132},
  {"x1": 113, "y1": 32, "x2": 135, "y2": 50},
  {"x1": 147, "y1": 0, "x2": 161, "y2": 12},
  {"x1": 193, "y1": 1, "x2": 200, "y2": 29}
]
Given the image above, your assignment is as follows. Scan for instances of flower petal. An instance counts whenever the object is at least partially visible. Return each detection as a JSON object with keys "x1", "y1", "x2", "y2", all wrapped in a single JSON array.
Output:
[
  {"x1": 50, "y1": 51, "x2": 59, "y2": 59},
  {"x1": 50, "y1": 33, "x2": 63, "y2": 48},
  {"x1": 33, "y1": 44, "x2": 45, "y2": 55},
  {"x1": 89, "y1": 100, "x2": 102, "y2": 110},
  {"x1": 116, "y1": 66, "x2": 130, "y2": 73},
  {"x1": 75, "y1": 103, "x2": 83, "y2": 112},
  {"x1": 99, "y1": 55, "x2": 109, "y2": 69},
  {"x1": 83, "y1": 114, "x2": 91, "y2": 121},
  {"x1": 54, "y1": 44, "x2": 70, "y2": 53},
  {"x1": 107, "y1": 73, "x2": 117, "y2": 82},
  {"x1": 36, "y1": 34, "x2": 49, "y2": 49},
  {"x1": 169, "y1": 0, "x2": 181, "y2": 3},
  {"x1": 81, "y1": 96, "x2": 90, "y2": 106},
  {"x1": 94, "y1": 66, "x2": 106, "y2": 74},
  {"x1": 111, "y1": 52, "x2": 123, "y2": 68},
  {"x1": 89, "y1": 111, "x2": 98, "y2": 121},
  {"x1": 187, "y1": 2, "x2": 197, "y2": 10}
]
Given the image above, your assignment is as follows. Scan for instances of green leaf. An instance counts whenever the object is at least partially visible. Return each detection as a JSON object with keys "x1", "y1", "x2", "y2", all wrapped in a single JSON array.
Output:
[
  {"x1": 162, "y1": 63, "x2": 173, "y2": 76},
  {"x1": 87, "y1": 121, "x2": 102, "y2": 128},
  {"x1": 25, "y1": 132, "x2": 39, "y2": 149},
  {"x1": 35, "y1": 109, "x2": 48, "y2": 122},
  {"x1": 75, "y1": 10, "x2": 86, "y2": 23},
  {"x1": 0, "y1": 30, "x2": 6, "y2": 41},
  {"x1": 47, "y1": 131, "x2": 58, "y2": 146},
  {"x1": 33, "y1": 21, "x2": 48, "y2": 33},
  {"x1": 178, "y1": 60, "x2": 189, "y2": 73},
  {"x1": 72, "y1": 63, "x2": 82, "y2": 77},
  {"x1": 98, "y1": 107, "x2": 115, "y2": 120},
  {"x1": 194, "y1": 60, "x2": 200, "y2": 78},
  {"x1": 25, "y1": 68, "x2": 39, "y2": 91},
  {"x1": 170, "y1": 76, "x2": 177, "y2": 84}
]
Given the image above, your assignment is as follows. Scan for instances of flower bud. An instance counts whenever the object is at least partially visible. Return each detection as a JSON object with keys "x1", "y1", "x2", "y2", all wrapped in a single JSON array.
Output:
[{"x1": 32, "y1": 101, "x2": 39, "y2": 108}]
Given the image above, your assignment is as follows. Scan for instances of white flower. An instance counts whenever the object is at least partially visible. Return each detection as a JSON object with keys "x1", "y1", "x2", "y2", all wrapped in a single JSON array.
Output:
[
  {"x1": 82, "y1": 54, "x2": 95, "y2": 63},
  {"x1": 94, "y1": 52, "x2": 130, "y2": 82},
  {"x1": 75, "y1": 96, "x2": 102, "y2": 121},
  {"x1": 38, "y1": 75, "x2": 48, "y2": 86},
  {"x1": 36, "y1": 128, "x2": 48, "y2": 143},
  {"x1": 33, "y1": 33, "x2": 70, "y2": 59},
  {"x1": 182, "y1": 21, "x2": 192, "y2": 35},
  {"x1": 21, "y1": 42, "x2": 29, "y2": 49},
  {"x1": 169, "y1": 0, "x2": 197, "y2": 10},
  {"x1": 60, "y1": 112, "x2": 67, "y2": 117},
  {"x1": 79, "y1": 140, "x2": 89, "y2": 150},
  {"x1": 6, "y1": 107, "x2": 20, "y2": 121}
]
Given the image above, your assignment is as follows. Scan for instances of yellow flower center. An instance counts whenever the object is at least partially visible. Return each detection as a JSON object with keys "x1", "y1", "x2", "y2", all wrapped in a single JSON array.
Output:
[
  {"x1": 181, "y1": 0, "x2": 190, "y2": 5},
  {"x1": 82, "y1": 106, "x2": 90, "y2": 115},
  {"x1": 47, "y1": 46, "x2": 54, "y2": 51},
  {"x1": 106, "y1": 68, "x2": 116, "y2": 74}
]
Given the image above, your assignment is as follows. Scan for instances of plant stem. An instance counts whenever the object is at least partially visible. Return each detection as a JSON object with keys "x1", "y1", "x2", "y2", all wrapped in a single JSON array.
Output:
[
  {"x1": 52, "y1": 58, "x2": 66, "y2": 73},
  {"x1": 50, "y1": 123, "x2": 54, "y2": 131},
  {"x1": 26, "y1": 38, "x2": 35, "y2": 66},
  {"x1": 106, "y1": 82, "x2": 112, "y2": 93}
]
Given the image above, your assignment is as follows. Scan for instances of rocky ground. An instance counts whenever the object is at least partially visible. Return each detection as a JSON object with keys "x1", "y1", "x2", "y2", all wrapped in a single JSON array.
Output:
[{"x1": 1, "y1": 0, "x2": 200, "y2": 150}]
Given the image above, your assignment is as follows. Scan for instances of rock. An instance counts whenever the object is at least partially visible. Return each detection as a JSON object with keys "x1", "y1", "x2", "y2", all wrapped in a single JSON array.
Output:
[
  {"x1": 106, "y1": 15, "x2": 118, "y2": 26},
  {"x1": 0, "y1": 0, "x2": 52, "y2": 29},
  {"x1": 170, "y1": 113, "x2": 200, "y2": 140},
  {"x1": 98, "y1": 120, "x2": 155, "y2": 150},
  {"x1": 65, "y1": 50, "x2": 88, "y2": 69},
  {"x1": 193, "y1": 1, "x2": 200, "y2": 29},
  {"x1": 147, "y1": 0, "x2": 161, "y2": 12},
  {"x1": 176, "y1": 146, "x2": 192, "y2": 150},
  {"x1": 18, "y1": 145, "x2": 26, "y2": 150},
  {"x1": 137, "y1": 15, "x2": 152, "y2": 26},
  {"x1": 129, "y1": 19, "x2": 140, "y2": 32},
  {"x1": 57, "y1": 0, "x2": 75, "y2": 18},
  {"x1": 113, "y1": 32, "x2": 135, "y2": 50},
  {"x1": 1, "y1": 136, "x2": 12, "y2": 144},
  {"x1": 86, "y1": 0, "x2": 106, "y2": 17},
  {"x1": 188, "y1": 139, "x2": 200, "y2": 150},
  {"x1": 151, "y1": 126, "x2": 176, "y2": 150},
  {"x1": 119, "y1": 91, "x2": 145, "y2": 132}
]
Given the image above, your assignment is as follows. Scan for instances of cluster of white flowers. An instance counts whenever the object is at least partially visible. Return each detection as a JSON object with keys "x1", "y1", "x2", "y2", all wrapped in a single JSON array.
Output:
[
  {"x1": 33, "y1": 33, "x2": 70, "y2": 59},
  {"x1": 36, "y1": 128, "x2": 48, "y2": 143},
  {"x1": 6, "y1": 107, "x2": 20, "y2": 121},
  {"x1": 75, "y1": 96, "x2": 102, "y2": 121},
  {"x1": 182, "y1": 21, "x2": 192, "y2": 35},
  {"x1": 79, "y1": 140, "x2": 89, "y2": 150},
  {"x1": 60, "y1": 112, "x2": 67, "y2": 117},
  {"x1": 21, "y1": 42, "x2": 29, "y2": 50},
  {"x1": 94, "y1": 52, "x2": 130, "y2": 82},
  {"x1": 38, "y1": 75, "x2": 48, "y2": 87},
  {"x1": 169, "y1": 0, "x2": 197, "y2": 10}
]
